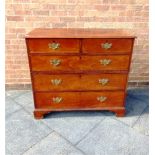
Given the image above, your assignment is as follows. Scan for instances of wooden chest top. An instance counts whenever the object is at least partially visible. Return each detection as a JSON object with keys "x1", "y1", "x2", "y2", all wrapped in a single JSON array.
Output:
[{"x1": 25, "y1": 28, "x2": 136, "y2": 38}]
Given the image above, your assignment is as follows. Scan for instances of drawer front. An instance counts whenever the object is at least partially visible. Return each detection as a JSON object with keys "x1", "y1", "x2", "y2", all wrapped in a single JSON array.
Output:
[
  {"x1": 35, "y1": 91, "x2": 125, "y2": 109},
  {"x1": 30, "y1": 55, "x2": 130, "y2": 71},
  {"x1": 80, "y1": 91, "x2": 125, "y2": 108},
  {"x1": 33, "y1": 74, "x2": 80, "y2": 91},
  {"x1": 33, "y1": 74, "x2": 127, "y2": 91},
  {"x1": 35, "y1": 92, "x2": 80, "y2": 109},
  {"x1": 27, "y1": 38, "x2": 80, "y2": 53},
  {"x1": 81, "y1": 55, "x2": 130, "y2": 71},
  {"x1": 82, "y1": 38, "x2": 133, "y2": 53},
  {"x1": 81, "y1": 74, "x2": 127, "y2": 90},
  {"x1": 30, "y1": 55, "x2": 79, "y2": 71}
]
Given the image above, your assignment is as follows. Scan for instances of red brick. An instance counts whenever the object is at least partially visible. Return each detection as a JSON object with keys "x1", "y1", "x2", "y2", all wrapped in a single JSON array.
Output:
[
  {"x1": 120, "y1": 0, "x2": 136, "y2": 4},
  {"x1": 111, "y1": 5, "x2": 126, "y2": 10},
  {"x1": 52, "y1": 23, "x2": 67, "y2": 28},
  {"x1": 33, "y1": 11, "x2": 49, "y2": 16},
  {"x1": 85, "y1": 0, "x2": 101, "y2": 4},
  {"x1": 77, "y1": 17, "x2": 96, "y2": 22},
  {"x1": 42, "y1": 4, "x2": 56, "y2": 9},
  {"x1": 95, "y1": 5, "x2": 110, "y2": 11},
  {"x1": 59, "y1": 5, "x2": 75, "y2": 10},
  {"x1": 60, "y1": 17, "x2": 76, "y2": 22},
  {"x1": 101, "y1": 0, "x2": 109, "y2": 3},
  {"x1": 13, "y1": 0, "x2": 31, "y2": 2},
  {"x1": 15, "y1": 10, "x2": 32, "y2": 15},
  {"x1": 8, "y1": 28, "x2": 26, "y2": 33},
  {"x1": 7, "y1": 16, "x2": 24, "y2": 21},
  {"x1": 50, "y1": 11, "x2": 67, "y2": 16},
  {"x1": 67, "y1": 11, "x2": 84, "y2": 16}
]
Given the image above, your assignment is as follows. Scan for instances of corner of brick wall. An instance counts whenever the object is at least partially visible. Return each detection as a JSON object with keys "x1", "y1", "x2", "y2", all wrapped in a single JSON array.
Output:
[{"x1": 6, "y1": 0, "x2": 149, "y2": 89}]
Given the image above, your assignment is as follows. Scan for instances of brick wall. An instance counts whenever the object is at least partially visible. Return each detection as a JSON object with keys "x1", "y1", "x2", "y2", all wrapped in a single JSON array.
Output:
[{"x1": 6, "y1": 0, "x2": 149, "y2": 89}]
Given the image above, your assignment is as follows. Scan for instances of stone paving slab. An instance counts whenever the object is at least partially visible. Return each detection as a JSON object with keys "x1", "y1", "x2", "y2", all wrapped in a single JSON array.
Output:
[
  {"x1": 128, "y1": 88, "x2": 149, "y2": 104},
  {"x1": 10, "y1": 91, "x2": 35, "y2": 115},
  {"x1": 101, "y1": 95, "x2": 148, "y2": 127},
  {"x1": 114, "y1": 95, "x2": 148, "y2": 127},
  {"x1": 42, "y1": 111, "x2": 105, "y2": 145},
  {"x1": 22, "y1": 102, "x2": 34, "y2": 115},
  {"x1": 6, "y1": 109, "x2": 52, "y2": 155},
  {"x1": 128, "y1": 88, "x2": 149, "y2": 96},
  {"x1": 5, "y1": 97, "x2": 22, "y2": 119},
  {"x1": 23, "y1": 131, "x2": 84, "y2": 155},
  {"x1": 76, "y1": 117, "x2": 149, "y2": 155},
  {"x1": 14, "y1": 91, "x2": 33, "y2": 106},
  {"x1": 133, "y1": 106, "x2": 149, "y2": 136},
  {"x1": 6, "y1": 90, "x2": 29, "y2": 99}
]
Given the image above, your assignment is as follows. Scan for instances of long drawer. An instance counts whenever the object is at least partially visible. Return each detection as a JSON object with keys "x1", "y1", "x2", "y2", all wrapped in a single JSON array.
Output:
[
  {"x1": 33, "y1": 73, "x2": 127, "y2": 91},
  {"x1": 34, "y1": 91, "x2": 125, "y2": 109},
  {"x1": 30, "y1": 55, "x2": 130, "y2": 72}
]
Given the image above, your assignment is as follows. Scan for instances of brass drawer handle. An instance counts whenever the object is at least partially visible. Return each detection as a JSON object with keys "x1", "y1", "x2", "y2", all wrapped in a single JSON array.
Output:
[
  {"x1": 52, "y1": 97, "x2": 62, "y2": 103},
  {"x1": 51, "y1": 79, "x2": 62, "y2": 85},
  {"x1": 101, "y1": 43, "x2": 112, "y2": 50},
  {"x1": 100, "y1": 59, "x2": 111, "y2": 66},
  {"x1": 97, "y1": 96, "x2": 107, "y2": 102},
  {"x1": 48, "y1": 42, "x2": 60, "y2": 50},
  {"x1": 99, "y1": 79, "x2": 109, "y2": 85},
  {"x1": 50, "y1": 59, "x2": 61, "y2": 66}
]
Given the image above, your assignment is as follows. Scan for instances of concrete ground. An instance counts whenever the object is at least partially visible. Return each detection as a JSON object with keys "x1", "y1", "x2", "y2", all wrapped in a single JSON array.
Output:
[{"x1": 6, "y1": 88, "x2": 149, "y2": 155}]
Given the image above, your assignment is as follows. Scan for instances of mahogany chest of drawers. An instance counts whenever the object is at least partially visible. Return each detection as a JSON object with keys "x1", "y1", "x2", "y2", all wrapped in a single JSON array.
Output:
[{"x1": 25, "y1": 28, "x2": 135, "y2": 119}]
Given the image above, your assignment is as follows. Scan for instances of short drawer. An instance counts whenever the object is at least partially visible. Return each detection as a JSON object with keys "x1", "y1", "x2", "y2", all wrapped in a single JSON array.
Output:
[
  {"x1": 82, "y1": 38, "x2": 133, "y2": 54},
  {"x1": 33, "y1": 74, "x2": 127, "y2": 91},
  {"x1": 34, "y1": 91, "x2": 125, "y2": 109},
  {"x1": 30, "y1": 55, "x2": 130, "y2": 72},
  {"x1": 27, "y1": 38, "x2": 80, "y2": 53}
]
